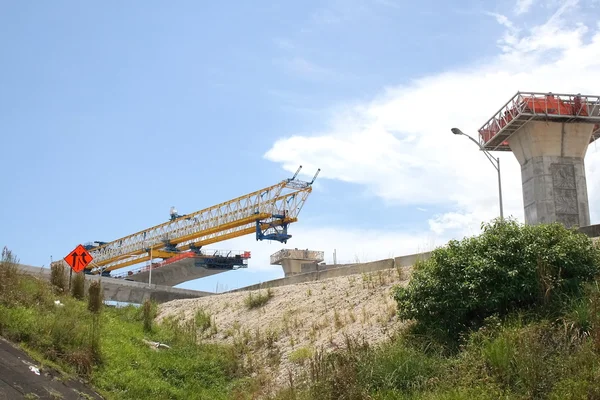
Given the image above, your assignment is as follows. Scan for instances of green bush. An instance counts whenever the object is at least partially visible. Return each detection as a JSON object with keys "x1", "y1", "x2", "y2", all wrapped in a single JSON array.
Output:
[{"x1": 394, "y1": 218, "x2": 600, "y2": 341}]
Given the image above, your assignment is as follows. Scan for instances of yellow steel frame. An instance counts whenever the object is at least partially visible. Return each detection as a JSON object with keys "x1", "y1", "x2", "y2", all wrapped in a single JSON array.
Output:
[{"x1": 65, "y1": 169, "x2": 316, "y2": 273}]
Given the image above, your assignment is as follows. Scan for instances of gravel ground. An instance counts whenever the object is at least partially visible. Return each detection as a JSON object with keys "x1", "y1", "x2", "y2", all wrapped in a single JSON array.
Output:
[{"x1": 156, "y1": 266, "x2": 412, "y2": 395}]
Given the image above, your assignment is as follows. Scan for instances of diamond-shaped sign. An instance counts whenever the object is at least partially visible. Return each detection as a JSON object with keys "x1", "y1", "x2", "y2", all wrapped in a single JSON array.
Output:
[{"x1": 64, "y1": 244, "x2": 93, "y2": 273}]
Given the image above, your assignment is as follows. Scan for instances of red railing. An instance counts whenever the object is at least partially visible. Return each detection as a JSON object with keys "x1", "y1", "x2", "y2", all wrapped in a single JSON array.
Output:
[{"x1": 478, "y1": 92, "x2": 600, "y2": 148}]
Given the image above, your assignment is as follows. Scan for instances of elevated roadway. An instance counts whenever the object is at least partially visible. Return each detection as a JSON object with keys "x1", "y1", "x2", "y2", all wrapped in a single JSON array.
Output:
[{"x1": 120, "y1": 256, "x2": 236, "y2": 286}]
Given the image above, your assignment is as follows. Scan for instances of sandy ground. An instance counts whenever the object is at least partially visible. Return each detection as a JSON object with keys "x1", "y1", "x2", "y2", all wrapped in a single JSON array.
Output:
[{"x1": 156, "y1": 266, "x2": 412, "y2": 396}]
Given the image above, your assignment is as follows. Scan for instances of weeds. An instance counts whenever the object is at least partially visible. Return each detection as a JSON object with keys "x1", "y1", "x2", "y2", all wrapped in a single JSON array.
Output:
[
  {"x1": 50, "y1": 262, "x2": 67, "y2": 294},
  {"x1": 0, "y1": 246, "x2": 19, "y2": 303},
  {"x1": 289, "y1": 346, "x2": 313, "y2": 365},
  {"x1": 142, "y1": 299, "x2": 153, "y2": 332},
  {"x1": 87, "y1": 280, "x2": 102, "y2": 313},
  {"x1": 71, "y1": 272, "x2": 85, "y2": 300},
  {"x1": 244, "y1": 287, "x2": 274, "y2": 309},
  {"x1": 333, "y1": 309, "x2": 343, "y2": 330}
]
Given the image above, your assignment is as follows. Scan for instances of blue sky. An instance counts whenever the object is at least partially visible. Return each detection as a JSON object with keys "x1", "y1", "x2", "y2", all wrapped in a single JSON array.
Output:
[{"x1": 2, "y1": 0, "x2": 600, "y2": 292}]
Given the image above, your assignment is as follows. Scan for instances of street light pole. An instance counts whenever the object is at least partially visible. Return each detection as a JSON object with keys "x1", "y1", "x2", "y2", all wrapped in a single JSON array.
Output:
[
  {"x1": 451, "y1": 127, "x2": 504, "y2": 219},
  {"x1": 149, "y1": 245, "x2": 153, "y2": 287}
]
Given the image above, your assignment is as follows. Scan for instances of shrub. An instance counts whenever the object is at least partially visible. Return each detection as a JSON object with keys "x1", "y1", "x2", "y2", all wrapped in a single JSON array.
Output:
[
  {"x1": 71, "y1": 272, "x2": 85, "y2": 300},
  {"x1": 0, "y1": 246, "x2": 19, "y2": 303},
  {"x1": 394, "y1": 218, "x2": 600, "y2": 341},
  {"x1": 50, "y1": 262, "x2": 67, "y2": 294}
]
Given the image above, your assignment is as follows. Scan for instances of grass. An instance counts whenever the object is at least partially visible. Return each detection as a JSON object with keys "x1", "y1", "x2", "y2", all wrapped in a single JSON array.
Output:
[
  {"x1": 93, "y1": 305, "x2": 243, "y2": 399},
  {"x1": 0, "y1": 247, "x2": 258, "y2": 400},
  {"x1": 5, "y1": 239, "x2": 600, "y2": 400}
]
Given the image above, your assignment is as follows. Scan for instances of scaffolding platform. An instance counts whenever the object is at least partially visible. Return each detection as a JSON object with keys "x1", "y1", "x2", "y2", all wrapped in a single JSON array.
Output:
[
  {"x1": 270, "y1": 249, "x2": 324, "y2": 265},
  {"x1": 478, "y1": 92, "x2": 600, "y2": 151}
]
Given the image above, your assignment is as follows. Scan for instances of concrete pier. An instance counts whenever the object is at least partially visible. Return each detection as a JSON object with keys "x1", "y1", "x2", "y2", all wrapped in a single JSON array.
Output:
[
  {"x1": 507, "y1": 121, "x2": 595, "y2": 227},
  {"x1": 270, "y1": 249, "x2": 325, "y2": 276}
]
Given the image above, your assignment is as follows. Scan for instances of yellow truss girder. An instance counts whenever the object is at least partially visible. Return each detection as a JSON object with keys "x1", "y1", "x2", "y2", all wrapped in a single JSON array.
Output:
[
  {"x1": 76, "y1": 169, "x2": 317, "y2": 273},
  {"x1": 103, "y1": 218, "x2": 296, "y2": 272}
]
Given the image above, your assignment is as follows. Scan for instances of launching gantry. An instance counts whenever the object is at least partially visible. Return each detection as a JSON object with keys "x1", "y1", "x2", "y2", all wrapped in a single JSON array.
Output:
[{"x1": 52, "y1": 166, "x2": 320, "y2": 283}]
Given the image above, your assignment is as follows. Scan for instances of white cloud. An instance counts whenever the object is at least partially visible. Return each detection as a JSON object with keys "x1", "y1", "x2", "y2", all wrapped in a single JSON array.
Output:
[
  {"x1": 515, "y1": 0, "x2": 535, "y2": 15},
  {"x1": 263, "y1": 0, "x2": 600, "y2": 244}
]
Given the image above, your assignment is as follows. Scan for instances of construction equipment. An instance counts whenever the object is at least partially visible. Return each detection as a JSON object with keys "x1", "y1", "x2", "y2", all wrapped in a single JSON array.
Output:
[{"x1": 54, "y1": 166, "x2": 320, "y2": 276}]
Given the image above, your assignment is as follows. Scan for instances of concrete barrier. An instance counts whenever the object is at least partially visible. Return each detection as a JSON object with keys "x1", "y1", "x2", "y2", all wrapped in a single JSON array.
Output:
[
  {"x1": 17, "y1": 264, "x2": 211, "y2": 304},
  {"x1": 231, "y1": 251, "x2": 433, "y2": 292},
  {"x1": 579, "y1": 223, "x2": 600, "y2": 238},
  {"x1": 394, "y1": 250, "x2": 432, "y2": 267}
]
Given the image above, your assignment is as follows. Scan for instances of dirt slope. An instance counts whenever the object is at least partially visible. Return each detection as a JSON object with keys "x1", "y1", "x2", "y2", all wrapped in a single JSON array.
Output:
[{"x1": 156, "y1": 266, "x2": 412, "y2": 395}]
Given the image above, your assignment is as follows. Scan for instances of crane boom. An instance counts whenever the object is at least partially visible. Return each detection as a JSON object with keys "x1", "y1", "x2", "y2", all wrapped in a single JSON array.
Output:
[{"x1": 65, "y1": 167, "x2": 319, "y2": 274}]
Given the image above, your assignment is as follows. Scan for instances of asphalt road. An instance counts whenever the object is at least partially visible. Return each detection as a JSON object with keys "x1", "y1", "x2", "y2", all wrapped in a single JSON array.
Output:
[{"x1": 0, "y1": 337, "x2": 103, "y2": 399}]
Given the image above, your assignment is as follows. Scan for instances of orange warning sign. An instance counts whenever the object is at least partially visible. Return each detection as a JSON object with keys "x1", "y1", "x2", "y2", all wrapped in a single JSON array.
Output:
[{"x1": 64, "y1": 244, "x2": 93, "y2": 273}]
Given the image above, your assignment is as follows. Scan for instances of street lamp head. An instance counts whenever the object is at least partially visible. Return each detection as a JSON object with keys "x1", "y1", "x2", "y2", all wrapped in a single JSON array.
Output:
[{"x1": 451, "y1": 128, "x2": 464, "y2": 135}]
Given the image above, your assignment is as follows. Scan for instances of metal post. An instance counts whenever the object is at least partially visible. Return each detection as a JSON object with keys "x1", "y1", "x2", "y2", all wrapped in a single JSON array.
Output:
[
  {"x1": 497, "y1": 157, "x2": 504, "y2": 219},
  {"x1": 149, "y1": 246, "x2": 153, "y2": 287}
]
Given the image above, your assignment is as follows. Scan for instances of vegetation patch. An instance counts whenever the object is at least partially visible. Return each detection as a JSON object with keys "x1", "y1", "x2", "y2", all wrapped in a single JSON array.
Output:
[
  {"x1": 394, "y1": 218, "x2": 600, "y2": 342},
  {"x1": 0, "y1": 247, "x2": 255, "y2": 400},
  {"x1": 271, "y1": 219, "x2": 600, "y2": 400},
  {"x1": 244, "y1": 287, "x2": 274, "y2": 309}
]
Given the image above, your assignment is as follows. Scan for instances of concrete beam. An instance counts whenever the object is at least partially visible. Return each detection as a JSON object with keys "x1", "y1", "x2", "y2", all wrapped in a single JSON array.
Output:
[{"x1": 125, "y1": 257, "x2": 228, "y2": 286}]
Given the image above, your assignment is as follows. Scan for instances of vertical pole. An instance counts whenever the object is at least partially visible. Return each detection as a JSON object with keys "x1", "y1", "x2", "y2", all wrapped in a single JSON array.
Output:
[
  {"x1": 497, "y1": 157, "x2": 504, "y2": 219},
  {"x1": 149, "y1": 246, "x2": 153, "y2": 287},
  {"x1": 69, "y1": 268, "x2": 73, "y2": 291}
]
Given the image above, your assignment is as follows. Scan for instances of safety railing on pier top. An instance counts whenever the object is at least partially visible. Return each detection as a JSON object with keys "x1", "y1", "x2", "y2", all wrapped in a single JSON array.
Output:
[
  {"x1": 270, "y1": 249, "x2": 325, "y2": 265},
  {"x1": 111, "y1": 250, "x2": 251, "y2": 279},
  {"x1": 477, "y1": 91, "x2": 600, "y2": 151}
]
